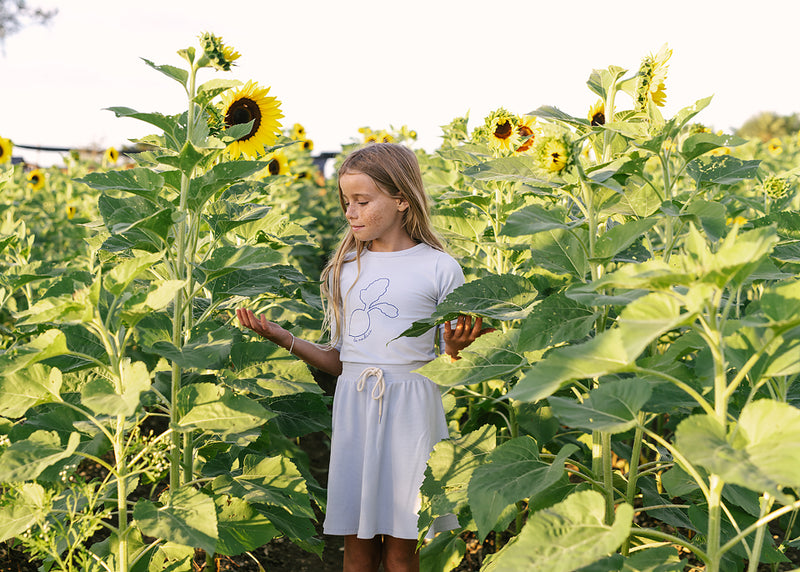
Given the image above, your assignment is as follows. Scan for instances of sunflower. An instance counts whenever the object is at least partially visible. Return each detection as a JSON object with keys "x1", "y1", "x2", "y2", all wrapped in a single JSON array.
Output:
[
  {"x1": 27, "y1": 168, "x2": 45, "y2": 190},
  {"x1": 103, "y1": 146, "x2": 119, "y2": 164},
  {"x1": 515, "y1": 115, "x2": 538, "y2": 153},
  {"x1": 66, "y1": 205, "x2": 77, "y2": 220},
  {"x1": 264, "y1": 151, "x2": 290, "y2": 176},
  {"x1": 220, "y1": 80, "x2": 283, "y2": 159},
  {"x1": 485, "y1": 109, "x2": 520, "y2": 156},
  {"x1": 0, "y1": 137, "x2": 12, "y2": 164},
  {"x1": 532, "y1": 126, "x2": 572, "y2": 173},
  {"x1": 762, "y1": 176, "x2": 790, "y2": 200},
  {"x1": 291, "y1": 123, "x2": 306, "y2": 140},
  {"x1": 588, "y1": 100, "x2": 605, "y2": 126},
  {"x1": 199, "y1": 32, "x2": 240, "y2": 71},
  {"x1": 635, "y1": 44, "x2": 672, "y2": 111},
  {"x1": 767, "y1": 138, "x2": 783, "y2": 155},
  {"x1": 378, "y1": 131, "x2": 394, "y2": 144},
  {"x1": 301, "y1": 139, "x2": 314, "y2": 152}
]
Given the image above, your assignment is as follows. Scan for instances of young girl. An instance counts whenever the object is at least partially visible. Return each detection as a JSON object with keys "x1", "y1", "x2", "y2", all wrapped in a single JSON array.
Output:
[{"x1": 236, "y1": 143, "x2": 487, "y2": 572}]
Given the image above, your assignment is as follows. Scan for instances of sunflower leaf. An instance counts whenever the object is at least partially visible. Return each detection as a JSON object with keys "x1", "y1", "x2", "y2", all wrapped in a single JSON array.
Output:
[
  {"x1": 141, "y1": 58, "x2": 188, "y2": 87},
  {"x1": 76, "y1": 168, "x2": 165, "y2": 201},
  {"x1": 195, "y1": 78, "x2": 242, "y2": 108}
]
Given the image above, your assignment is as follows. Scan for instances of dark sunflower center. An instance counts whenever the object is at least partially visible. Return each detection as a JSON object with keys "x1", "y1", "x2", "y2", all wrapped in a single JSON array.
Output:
[
  {"x1": 31, "y1": 174, "x2": 41, "y2": 184},
  {"x1": 591, "y1": 112, "x2": 605, "y2": 126},
  {"x1": 518, "y1": 126, "x2": 533, "y2": 137},
  {"x1": 0, "y1": 147, "x2": 6, "y2": 158},
  {"x1": 268, "y1": 159, "x2": 280, "y2": 176},
  {"x1": 226, "y1": 97, "x2": 262, "y2": 140},
  {"x1": 550, "y1": 152, "x2": 562, "y2": 161},
  {"x1": 494, "y1": 120, "x2": 513, "y2": 140}
]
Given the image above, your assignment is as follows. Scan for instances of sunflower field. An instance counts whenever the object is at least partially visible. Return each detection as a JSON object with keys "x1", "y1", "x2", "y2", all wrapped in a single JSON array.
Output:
[{"x1": 1, "y1": 35, "x2": 800, "y2": 572}]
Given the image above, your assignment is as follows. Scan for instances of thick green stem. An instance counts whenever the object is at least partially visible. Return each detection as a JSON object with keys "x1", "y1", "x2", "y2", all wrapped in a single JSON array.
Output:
[
  {"x1": 115, "y1": 416, "x2": 129, "y2": 572},
  {"x1": 170, "y1": 62, "x2": 199, "y2": 488},
  {"x1": 621, "y1": 412, "x2": 646, "y2": 555},
  {"x1": 706, "y1": 474, "x2": 725, "y2": 572},
  {"x1": 746, "y1": 494, "x2": 774, "y2": 572},
  {"x1": 601, "y1": 431, "x2": 614, "y2": 524}
]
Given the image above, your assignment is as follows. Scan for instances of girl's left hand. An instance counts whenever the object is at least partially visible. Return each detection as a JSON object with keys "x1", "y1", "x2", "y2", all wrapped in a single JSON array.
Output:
[{"x1": 443, "y1": 314, "x2": 495, "y2": 360}]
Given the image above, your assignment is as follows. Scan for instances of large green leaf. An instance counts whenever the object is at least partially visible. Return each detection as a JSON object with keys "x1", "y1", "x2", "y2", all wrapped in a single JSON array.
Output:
[
  {"x1": 104, "y1": 252, "x2": 163, "y2": 296},
  {"x1": 760, "y1": 279, "x2": 800, "y2": 327},
  {"x1": 679, "y1": 132, "x2": 747, "y2": 162},
  {"x1": 509, "y1": 292, "x2": 684, "y2": 403},
  {"x1": 463, "y1": 156, "x2": 555, "y2": 185},
  {"x1": 0, "y1": 483, "x2": 48, "y2": 543},
  {"x1": 418, "y1": 425, "x2": 496, "y2": 536},
  {"x1": 593, "y1": 218, "x2": 657, "y2": 261},
  {"x1": 676, "y1": 400, "x2": 800, "y2": 502},
  {"x1": 211, "y1": 454, "x2": 314, "y2": 518},
  {"x1": 0, "y1": 363, "x2": 61, "y2": 418},
  {"x1": 401, "y1": 274, "x2": 538, "y2": 338},
  {"x1": 0, "y1": 329, "x2": 69, "y2": 375},
  {"x1": 419, "y1": 530, "x2": 466, "y2": 572},
  {"x1": 529, "y1": 228, "x2": 589, "y2": 279},
  {"x1": 686, "y1": 155, "x2": 761, "y2": 186},
  {"x1": 208, "y1": 265, "x2": 305, "y2": 300},
  {"x1": 549, "y1": 379, "x2": 652, "y2": 433},
  {"x1": 266, "y1": 392, "x2": 331, "y2": 438},
  {"x1": 76, "y1": 168, "x2": 165, "y2": 200},
  {"x1": 518, "y1": 292, "x2": 598, "y2": 352},
  {"x1": 213, "y1": 494, "x2": 278, "y2": 556},
  {"x1": 485, "y1": 490, "x2": 633, "y2": 571},
  {"x1": 188, "y1": 161, "x2": 270, "y2": 210},
  {"x1": 177, "y1": 382, "x2": 274, "y2": 435},
  {"x1": 119, "y1": 280, "x2": 186, "y2": 324},
  {"x1": 501, "y1": 204, "x2": 579, "y2": 237},
  {"x1": 142, "y1": 58, "x2": 188, "y2": 87},
  {"x1": 469, "y1": 437, "x2": 577, "y2": 541},
  {"x1": 133, "y1": 486, "x2": 217, "y2": 554},
  {"x1": 151, "y1": 326, "x2": 233, "y2": 370},
  {"x1": 81, "y1": 360, "x2": 152, "y2": 417},
  {"x1": 0, "y1": 431, "x2": 81, "y2": 481},
  {"x1": 204, "y1": 199, "x2": 272, "y2": 238},
  {"x1": 198, "y1": 244, "x2": 284, "y2": 279},
  {"x1": 416, "y1": 329, "x2": 526, "y2": 388},
  {"x1": 105, "y1": 107, "x2": 184, "y2": 148}
]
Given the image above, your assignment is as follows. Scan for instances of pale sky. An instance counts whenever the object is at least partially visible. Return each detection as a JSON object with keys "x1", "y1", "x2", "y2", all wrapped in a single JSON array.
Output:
[{"x1": 3, "y1": 0, "x2": 798, "y2": 166}]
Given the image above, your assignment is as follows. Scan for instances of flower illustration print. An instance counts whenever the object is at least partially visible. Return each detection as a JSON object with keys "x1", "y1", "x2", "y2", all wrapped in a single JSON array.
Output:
[{"x1": 349, "y1": 278, "x2": 399, "y2": 341}]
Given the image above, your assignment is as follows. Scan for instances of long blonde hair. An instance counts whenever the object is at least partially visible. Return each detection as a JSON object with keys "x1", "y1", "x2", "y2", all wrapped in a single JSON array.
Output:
[{"x1": 320, "y1": 143, "x2": 444, "y2": 347}]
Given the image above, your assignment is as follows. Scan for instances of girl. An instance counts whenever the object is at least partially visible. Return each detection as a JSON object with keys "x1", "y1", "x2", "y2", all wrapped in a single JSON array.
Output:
[{"x1": 237, "y1": 143, "x2": 487, "y2": 572}]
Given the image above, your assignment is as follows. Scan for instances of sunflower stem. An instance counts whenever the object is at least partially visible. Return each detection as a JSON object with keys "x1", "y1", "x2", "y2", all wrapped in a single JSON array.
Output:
[{"x1": 170, "y1": 61, "x2": 199, "y2": 490}]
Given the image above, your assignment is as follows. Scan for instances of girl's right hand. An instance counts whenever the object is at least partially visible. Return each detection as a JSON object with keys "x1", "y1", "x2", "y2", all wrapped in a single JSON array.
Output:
[{"x1": 235, "y1": 308, "x2": 292, "y2": 348}]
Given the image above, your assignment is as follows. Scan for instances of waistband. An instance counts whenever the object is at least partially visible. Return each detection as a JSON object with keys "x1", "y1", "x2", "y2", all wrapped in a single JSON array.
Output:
[{"x1": 340, "y1": 361, "x2": 429, "y2": 379}]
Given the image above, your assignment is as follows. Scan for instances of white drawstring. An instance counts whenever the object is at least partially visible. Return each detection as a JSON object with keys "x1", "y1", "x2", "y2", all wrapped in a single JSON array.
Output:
[{"x1": 356, "y1": 367, "x2": 386, "y2": 422}]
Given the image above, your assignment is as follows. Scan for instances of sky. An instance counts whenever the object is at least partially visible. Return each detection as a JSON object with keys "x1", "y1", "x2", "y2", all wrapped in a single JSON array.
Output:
[{"x1": 2, "y1": 0, "x2": 799, "y2": 167}]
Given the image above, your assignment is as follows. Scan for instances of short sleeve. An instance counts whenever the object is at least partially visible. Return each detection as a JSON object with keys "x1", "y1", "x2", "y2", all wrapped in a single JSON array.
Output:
[{"x1": 435, "y1": 253, "x2": 465, "y2": 305}]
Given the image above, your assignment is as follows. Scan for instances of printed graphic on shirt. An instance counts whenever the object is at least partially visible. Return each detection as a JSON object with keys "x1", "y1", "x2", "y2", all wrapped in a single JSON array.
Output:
[{"x1": 348, "y1": 277, "x2": 399, "y2": 342}]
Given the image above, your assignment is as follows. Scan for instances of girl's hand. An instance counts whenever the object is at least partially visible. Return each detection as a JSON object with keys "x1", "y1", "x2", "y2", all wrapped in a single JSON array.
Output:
[
  {"x1": 443, "y1": 314, "x2": 495, "y2": 360},
  {"x1": 236, "y1": 308, "x2": 293, "y2": 350}
]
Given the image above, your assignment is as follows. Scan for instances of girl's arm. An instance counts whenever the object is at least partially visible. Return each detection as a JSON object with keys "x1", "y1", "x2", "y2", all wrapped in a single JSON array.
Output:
[
  {"x1": 443, "y1": 314, "x2": 495, "y2": 360},
  {"x1": 236, "y1": 308, "x2": 343, "y2": 376}
]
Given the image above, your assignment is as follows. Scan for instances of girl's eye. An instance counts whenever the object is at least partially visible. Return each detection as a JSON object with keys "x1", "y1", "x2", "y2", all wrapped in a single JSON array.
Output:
[{"x1": 358, "y1": 202, "x2": 368, "y2": 206}]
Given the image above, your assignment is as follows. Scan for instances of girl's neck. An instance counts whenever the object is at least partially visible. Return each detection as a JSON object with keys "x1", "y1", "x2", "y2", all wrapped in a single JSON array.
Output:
[{"x1": 367, "y1": 232, "x2": 418, "y2": 253}]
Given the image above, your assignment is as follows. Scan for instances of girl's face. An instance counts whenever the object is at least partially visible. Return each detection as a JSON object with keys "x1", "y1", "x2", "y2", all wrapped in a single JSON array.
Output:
[{"x1": 340, "y1": 172, "x2": 412, "y2": 251}]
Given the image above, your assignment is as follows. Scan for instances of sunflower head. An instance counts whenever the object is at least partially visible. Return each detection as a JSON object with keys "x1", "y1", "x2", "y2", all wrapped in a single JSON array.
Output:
[
  {"x1": 103, "y1": 146, "x2": 119, "y2": 164},
  {"x1": 27, "y1": 168, "x2": 45, "y2": 190},
  {"x1": 515, "y1": 115, "x2": 539, "y2": 154},
  {"x1": 264, "y1": 151, "x2": 290, "y2": 177},
  {"x1": 635, "y1": 44, "x2": 672, "y2": 111},
  {"x1": 0, "y1": 137, "x2": 12, "y2": 164},
  {"x1": 531, "y1": 125, "x2": 573, "y2": 174},
  {"x1": 220, "y1": 80, "x2": 283, "y2": 159},
  {"x1": 762, "y1": 176, "x2": 791, "y2": 200},
  {"x1": 198, "y1": 32, "x2": 241, "y2": 71},
  {"x1": 588, "y1": 100, "x2": 605, "y2": 127},
  {"x1": 484, "y1": 108, "x2": 521, "y2": 156},
  {"x1": 291, "y1": 123, "x2": 306, "y2": 140},
  {"x1": 302, "y1": 139, "x2": 314, "y2": 152},
  {"x1": 767, "y1": 138, "x2": 783, "y2": 155}
]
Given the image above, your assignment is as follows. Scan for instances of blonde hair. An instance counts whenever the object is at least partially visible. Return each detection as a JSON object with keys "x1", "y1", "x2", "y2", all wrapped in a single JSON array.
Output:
[{"x1": 320, "y1": 143, "x2": 445, "y2": 347}]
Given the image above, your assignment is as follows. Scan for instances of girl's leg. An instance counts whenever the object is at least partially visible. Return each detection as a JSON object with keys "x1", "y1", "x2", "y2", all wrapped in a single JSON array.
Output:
[
  {"x1": 381, "y1": 536, "x2": 420, "y2": 572},
  {"x1": 343, "y1": 535, "x2": 382, "y2": 572}
]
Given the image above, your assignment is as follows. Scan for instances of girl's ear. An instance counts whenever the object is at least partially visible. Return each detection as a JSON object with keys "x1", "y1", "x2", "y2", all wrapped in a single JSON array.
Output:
[{"x1": 397, "y1": 198, "x2": 410, "y2": 212}]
